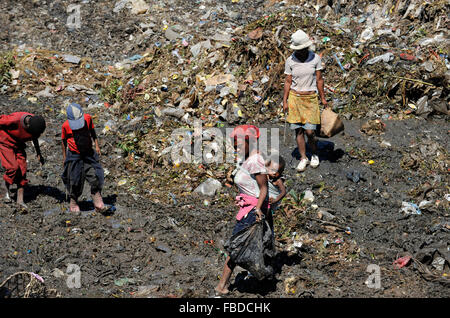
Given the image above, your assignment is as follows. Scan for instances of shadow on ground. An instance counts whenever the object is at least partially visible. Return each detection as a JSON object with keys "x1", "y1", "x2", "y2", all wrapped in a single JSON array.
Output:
[
  {"x1": 290, "y1": 140, "x2": 345, "y2": 163},
  {"x1": 231, "y1": 251, "x2": 303, "y2": 296}
]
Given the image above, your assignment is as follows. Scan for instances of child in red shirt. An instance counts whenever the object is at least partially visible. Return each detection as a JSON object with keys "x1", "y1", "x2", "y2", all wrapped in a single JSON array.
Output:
[
  {"x1": 61, "y1": 103, "x2": 107, "y2": 213},
  {"x1": 0, "y1": 112, "x2": 46, "y2": 209}
]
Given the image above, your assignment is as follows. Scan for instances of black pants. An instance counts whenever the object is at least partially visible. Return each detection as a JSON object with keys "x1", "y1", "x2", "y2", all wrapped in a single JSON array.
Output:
[
  {"x1": 232, "y1": 208, "x2": 274, "y2": 237},
  {"x1": 62, "y1": 150, "x2": 104, "y2": 200}
]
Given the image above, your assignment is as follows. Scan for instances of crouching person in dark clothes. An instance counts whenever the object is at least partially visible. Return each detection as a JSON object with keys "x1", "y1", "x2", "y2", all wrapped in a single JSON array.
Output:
[{"x1": 61, "y1": 103, "x2": 107, "y2": 213}]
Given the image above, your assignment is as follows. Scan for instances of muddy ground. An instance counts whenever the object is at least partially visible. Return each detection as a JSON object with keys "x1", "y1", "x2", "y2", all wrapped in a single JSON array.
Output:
[
  {"x1": 0, "y1": 0, "x2": 449, "y2": 299},
  {"x1": 0, "y1": 94, "x2": 448, "y2": 298}
]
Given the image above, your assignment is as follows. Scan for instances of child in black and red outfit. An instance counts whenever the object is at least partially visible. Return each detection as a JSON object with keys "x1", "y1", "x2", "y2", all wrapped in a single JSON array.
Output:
[{"x1": 61, "y1": 103, "x2": 107, "y2": 213}]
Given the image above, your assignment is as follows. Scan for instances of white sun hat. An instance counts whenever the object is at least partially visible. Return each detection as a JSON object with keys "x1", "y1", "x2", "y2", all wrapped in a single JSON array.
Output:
[{"x1": 289, "y1": 29, "x2": 313, "y2": 50}]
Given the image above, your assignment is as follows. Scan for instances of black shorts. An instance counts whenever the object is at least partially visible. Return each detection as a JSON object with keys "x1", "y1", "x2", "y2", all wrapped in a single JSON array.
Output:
[{"x1": 232, "y1": 209, "x2": 274, "y2": 237}]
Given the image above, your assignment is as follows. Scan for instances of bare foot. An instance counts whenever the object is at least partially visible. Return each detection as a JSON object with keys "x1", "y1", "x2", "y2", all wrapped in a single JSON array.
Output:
[
  {"x1": 92, "y1": 192, "x2": 109, "y2": 212},
  {"x1": 69, "y1": 199, "x2": 81, "y2": 212},
  {"x1": 215, "y1": 285, "x2": 229, "y2": 295},
  {"x1": 3, "y1": 192, "x2": 12, "y2": 203},
  {"x1": 2, "y1": 182, "x2": 12, "y2": 203}
]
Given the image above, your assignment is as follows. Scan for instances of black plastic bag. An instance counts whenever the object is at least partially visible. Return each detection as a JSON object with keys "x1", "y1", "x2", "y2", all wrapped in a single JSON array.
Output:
[{"x1": 224, "y1": 218, "x2": 275, "y2": 280}]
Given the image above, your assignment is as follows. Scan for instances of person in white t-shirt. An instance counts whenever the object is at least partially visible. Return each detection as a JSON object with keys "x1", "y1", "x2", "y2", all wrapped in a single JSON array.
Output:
[
  {"x1": 283, "y1": 29, "x2": 329, "y2": 172},
  {"x1": 215, "y1": 125, "x2": 269, "y2": 295}
]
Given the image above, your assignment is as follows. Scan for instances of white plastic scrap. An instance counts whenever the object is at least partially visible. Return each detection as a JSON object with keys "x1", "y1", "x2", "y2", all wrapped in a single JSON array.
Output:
[{"x1": 400, "y1": 202, "x2": 421, "y2": 215}]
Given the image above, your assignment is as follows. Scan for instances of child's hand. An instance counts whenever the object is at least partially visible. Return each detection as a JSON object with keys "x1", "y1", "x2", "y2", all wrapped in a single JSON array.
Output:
[
  {"x1": 96, "y1": 145, "x2": 101, "y2": 156},
  {"x1": 269, "y1": 198, "x2": 274, "y2": 204},
  {"x1": 283, "y1": 101, "x2": 288, "y2": 113},
  {"x1": 255, "y1": 208, "x2": 263, "y2": 222}
]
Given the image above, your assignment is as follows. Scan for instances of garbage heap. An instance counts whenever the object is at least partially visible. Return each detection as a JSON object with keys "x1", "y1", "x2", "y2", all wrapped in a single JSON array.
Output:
[{"x1": 0, "y1": 0, "x2": 448, "y2": 203}]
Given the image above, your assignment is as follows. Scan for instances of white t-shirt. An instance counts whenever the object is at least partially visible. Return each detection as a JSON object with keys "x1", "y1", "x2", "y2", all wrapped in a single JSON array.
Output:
[
  {"x1": 284, "y1": 51, "x2": 324, "y2": 92},
  {"x1": 234, "y1": 152, "x2": 267, "y2": 198},
  {"x1": 268, "y1": 180, "x2": 280, "y2": 200}
]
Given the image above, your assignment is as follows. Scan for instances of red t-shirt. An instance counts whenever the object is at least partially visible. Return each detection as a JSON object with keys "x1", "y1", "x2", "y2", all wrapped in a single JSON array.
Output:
[
  {"x1": 61, "y1": 113, "x2": 94, "y2": 154},
  {"x1": 0, "y1": 112, "x2": 34, "y2": 149}
]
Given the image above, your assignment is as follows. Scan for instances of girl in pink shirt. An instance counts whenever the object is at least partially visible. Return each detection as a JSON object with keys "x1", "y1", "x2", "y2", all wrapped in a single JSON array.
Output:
[{"x1": 215, "y1": 125, "x2": 269, "y2": 295}]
